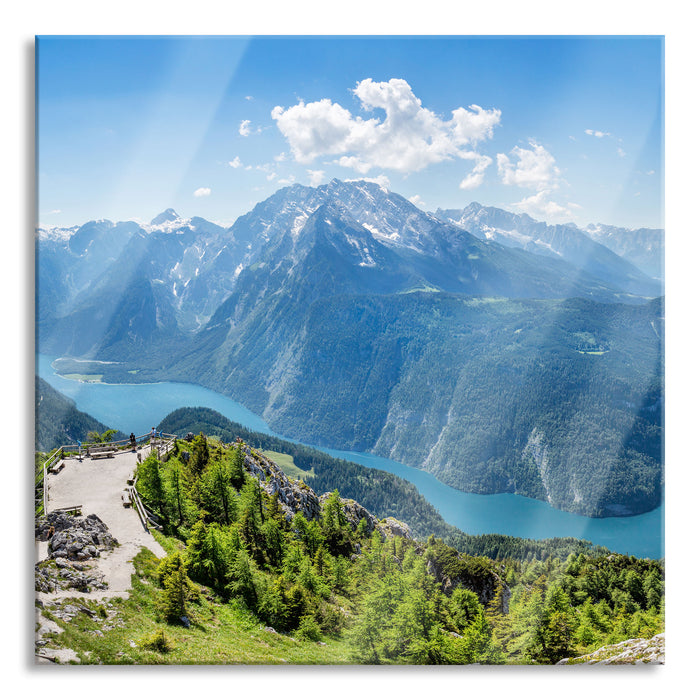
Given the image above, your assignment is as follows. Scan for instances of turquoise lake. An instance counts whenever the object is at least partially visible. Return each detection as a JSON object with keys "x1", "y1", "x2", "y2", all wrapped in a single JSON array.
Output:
[{"x1": 37, "y1": 354, "x2": 664, "y2": 559}]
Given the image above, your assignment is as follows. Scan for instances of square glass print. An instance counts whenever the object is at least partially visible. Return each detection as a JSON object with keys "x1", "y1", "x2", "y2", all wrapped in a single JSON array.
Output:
[{"x1": 35, "y1": 35, "x2": 664, "y2": 665}]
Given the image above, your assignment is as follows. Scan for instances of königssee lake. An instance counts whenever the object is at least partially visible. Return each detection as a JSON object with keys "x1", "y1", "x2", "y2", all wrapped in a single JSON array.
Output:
[{"x1": 37, "y1": 354, "x2": 663, "y2": 558}]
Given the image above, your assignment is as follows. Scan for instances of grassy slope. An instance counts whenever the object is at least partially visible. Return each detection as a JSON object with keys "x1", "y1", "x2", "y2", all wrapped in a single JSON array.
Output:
[{"x1": 39, "y1": 542, "x2": 353, "y2": 665}]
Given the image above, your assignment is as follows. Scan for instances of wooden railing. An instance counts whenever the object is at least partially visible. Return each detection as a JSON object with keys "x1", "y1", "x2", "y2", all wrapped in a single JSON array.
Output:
[{"x1": 40, "y1": 432, "x2": 177, "y2": 515}]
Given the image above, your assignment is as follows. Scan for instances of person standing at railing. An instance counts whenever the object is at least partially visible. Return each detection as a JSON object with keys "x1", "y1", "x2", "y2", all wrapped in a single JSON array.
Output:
[{"x1": 130, "y1": 432, "x2": 136, "y2": 451}]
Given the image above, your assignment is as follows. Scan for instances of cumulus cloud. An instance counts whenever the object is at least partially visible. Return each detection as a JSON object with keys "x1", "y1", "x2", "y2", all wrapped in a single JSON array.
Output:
[
  {"x1": 497, "y1": 141, "x2": 561, "y2": 191},
  {"x1": 307, "y1": 169, "x2": 325, "y2": 186},
  {"x1": 228, "y1": 156, "x2": 242, "y2": 168},
  {"x1": 511, "y1": 190, "x2": 573, "y2": 221},
  {"x1": 194, "y1": 187, "x2": 211, "y2": 197},
  {"x1": 459, "y1": 152, "x2": 493, "y2": 190},
  {"x1": 271, "y1": 78, "x2": 501, "y2": 174},
  {"x1": 409, "y1": 194, "x2": 426, "y2": 207},
  {"x1": 585, "y1": 129, "x2": 611, "y2": 138}
]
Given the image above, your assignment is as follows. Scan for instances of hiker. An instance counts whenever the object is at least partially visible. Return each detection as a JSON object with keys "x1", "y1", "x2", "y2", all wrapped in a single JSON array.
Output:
[{"x1": 129, "y1": 432, "x2": 136, "y2": 450}]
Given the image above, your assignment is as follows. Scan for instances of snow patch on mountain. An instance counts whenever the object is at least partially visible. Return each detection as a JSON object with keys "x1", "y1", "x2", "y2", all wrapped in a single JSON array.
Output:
[{"x1": 35, "y1": 226, "x2": 79, "y2": 241}]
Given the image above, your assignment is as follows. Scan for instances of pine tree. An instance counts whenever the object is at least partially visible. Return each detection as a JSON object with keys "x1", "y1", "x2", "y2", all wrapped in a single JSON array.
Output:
[
  {"x1": 190, "y1": 432, "x2": 210, "y2": 475},
  {"x1": 227, "y1": 548, "x2": 258, "y2": 608},
  {"x1": 166, "y1": 458, "x2": 188, "y2": 526},
  {"x1": 201, "y1": 460, "x2": 236, "y2": 524},
  {"x1": 137, "y1": 452, "x2": 167, "y2": 519},
  {"x1": 229, "y1": 443, "x2": 245, "y2": 490},
  {"x1": 159, "y1": 553, "x2": 196, "y2": 623}
]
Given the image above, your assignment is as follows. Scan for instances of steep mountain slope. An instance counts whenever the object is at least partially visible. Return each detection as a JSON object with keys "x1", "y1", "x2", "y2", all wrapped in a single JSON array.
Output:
[
  {"x1": 582, "y1": 223, "x2": 664, "y2": 280},
  {"x1": 162, "y1": 186, "x2": 663, "y2": 517},
  {"x1": 38, "y1": 212, "x2": 240, "y2": 357},
  {"x1": 35, "y1": 377, "x2": 126, "y2": 451},
  {"x1": 434, "y1": 202, "x2": 663, "y2": 293}
]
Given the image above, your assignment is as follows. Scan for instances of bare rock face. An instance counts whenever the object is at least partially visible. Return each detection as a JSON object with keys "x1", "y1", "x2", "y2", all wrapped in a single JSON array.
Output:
[
  {"x1": 556, "y1": 633, "x2": 665, "y2": 665},
  {"x1": 376, "y1": 517, "x2": 412, "y2": 540}
]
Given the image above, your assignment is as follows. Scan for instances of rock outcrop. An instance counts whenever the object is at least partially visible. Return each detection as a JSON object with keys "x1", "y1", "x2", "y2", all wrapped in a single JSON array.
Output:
[
  {"x1": 556, "y1": 633, "x2": 665, "y2": 665},
  {"x1": 242, "y1": 444, "x2": 412, "y2": 539},
  {"x1": 376, "y1": 517, "x2": 412, "y2": 540},
  {"x1": 36, "y1": 511, "x2": 118, "y2": 561},
  {"x1": 242, "y1": 446, "x2": 322, "y2": 521}
]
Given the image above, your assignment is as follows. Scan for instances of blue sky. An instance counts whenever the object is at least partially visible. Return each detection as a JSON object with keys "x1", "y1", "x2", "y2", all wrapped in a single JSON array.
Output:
[{"x1": 36, "y1": 36, "x2": 663, "y2": 229}]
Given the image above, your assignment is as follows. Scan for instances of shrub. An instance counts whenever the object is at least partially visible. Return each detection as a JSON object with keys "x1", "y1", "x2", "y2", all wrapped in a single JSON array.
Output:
[
  {"x1": 296, "y1": 614, "x2": 322, "y2": 642},
  {"x1": 138, "y1": 628, "x2": 171, "y2": 653}
]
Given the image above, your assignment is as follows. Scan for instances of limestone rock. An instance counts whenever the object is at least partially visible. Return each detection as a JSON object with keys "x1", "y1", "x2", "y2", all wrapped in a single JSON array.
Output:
[
  {"x1": 36, "y1": 511, "x2": 118, "y2": 562},
  {"x1": 557, "y1": 633, "x2": 665, "y2": 665},
  {"x1": 376, "y1": 517, "x2": 412, "y2": 540}
]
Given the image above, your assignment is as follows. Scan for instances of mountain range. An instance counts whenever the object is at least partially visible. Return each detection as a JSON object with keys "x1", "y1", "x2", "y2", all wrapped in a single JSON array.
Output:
[{"x1": 36, "y1": 180, "x2": 664, "y2": 516}]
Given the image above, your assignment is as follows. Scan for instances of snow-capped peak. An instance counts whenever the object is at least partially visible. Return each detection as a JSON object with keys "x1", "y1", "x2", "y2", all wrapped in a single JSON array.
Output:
[{"x1": 150, "y1": 208, "x2": 180, "y2": 226}]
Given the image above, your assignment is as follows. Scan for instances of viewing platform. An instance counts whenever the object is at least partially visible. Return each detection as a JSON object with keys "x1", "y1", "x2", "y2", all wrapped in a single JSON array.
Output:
[{"x1": 37, "y1": 432, "x2": 178, "y2": 582}]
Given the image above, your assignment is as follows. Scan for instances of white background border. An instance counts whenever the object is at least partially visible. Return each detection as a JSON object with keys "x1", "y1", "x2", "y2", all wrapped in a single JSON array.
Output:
[{"x1": 5, "y1": 1, "x2": 696, "y2": 695}]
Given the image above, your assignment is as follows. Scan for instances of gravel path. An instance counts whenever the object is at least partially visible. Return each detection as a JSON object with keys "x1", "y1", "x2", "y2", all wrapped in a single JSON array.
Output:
[{"x1": 38, "y1": 448, "x2": 166, "y2": 601}]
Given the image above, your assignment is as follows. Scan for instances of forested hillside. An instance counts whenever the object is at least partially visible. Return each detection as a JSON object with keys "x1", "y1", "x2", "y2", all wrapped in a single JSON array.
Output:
[{"x1": 121, "y1": 432, "x2": 664, "y2": 664}]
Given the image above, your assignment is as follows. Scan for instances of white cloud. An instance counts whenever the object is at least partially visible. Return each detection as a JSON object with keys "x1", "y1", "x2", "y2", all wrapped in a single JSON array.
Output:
[
  {"x1": 278, "y1": 175, "x2": 296, "y2": 186},
  {"x1": 585, "y1": 129, "x2": 611, "y2": 138},
  {"x1": 193, "y1": 187, "x2": 211, "y2": 197},
  {"x1": 344, "y1": 174, "x2": 391, "y2": 191},
  {"x1": 409, "y1": 194, "x2": 426, "y2": 207},
  {"x1": 459, "y1": 152, "x2": 492, "y2": 190},
  {"x1": 271, "y1": 78, "x2": 501, "y2": 174},
  {"x1": 510, "y1": 190, "x2": 573, "y2": 221},
  {"x1": 245, "y1": 95, "x2": 254, "y2": 101},
  {"x1": 617, "y1": 147, "x2": 627, "y2": 158},
  {"x1": 274, "y1": 152, "x2": 288, "y2": 162},
  {"x1": 239, "y1": 120, "x2": 262, "y2": 137},
  {"x1": 50, "y1": 209, "x2": 61, "y2": 214},
  {"x1": 646, "y1": 170, "x2": 655, "y2": 176},
  {"x1": 497, "y1": 141, "x2": 561, "y2": 191},
  {"x1": 307, "y1": 169, "x2": 325, "y2": 187},
  {"x1": 228, "y1": 156, "x2": 242, "y2": 168}
]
